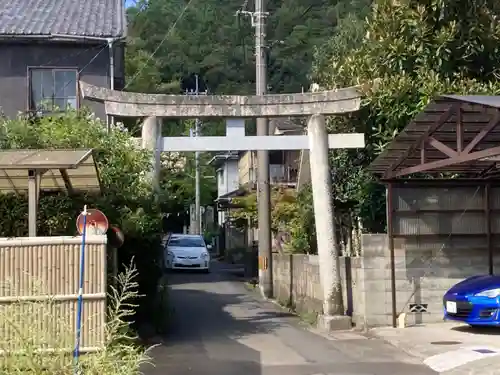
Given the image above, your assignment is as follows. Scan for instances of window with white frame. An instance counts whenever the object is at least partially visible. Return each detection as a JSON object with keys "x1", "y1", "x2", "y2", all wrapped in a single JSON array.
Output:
[{"x1": 29, "y1": 68, "x2": 78, "y2": 112}]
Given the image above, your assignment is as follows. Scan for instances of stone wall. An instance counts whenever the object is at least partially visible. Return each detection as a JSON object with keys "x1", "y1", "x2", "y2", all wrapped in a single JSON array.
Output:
[
  {"x1": 273, "y1": 254, "x2": 323, "y2": 316},
  {"x1": 272, "y1": 253, "x2": 365, "y2": 325},
  {"x1": 360, "y1": 234, "x2": 500, "y2": 327},
  {"x1": 272, "y1": 233, "x2": 498, "y2": 328}
]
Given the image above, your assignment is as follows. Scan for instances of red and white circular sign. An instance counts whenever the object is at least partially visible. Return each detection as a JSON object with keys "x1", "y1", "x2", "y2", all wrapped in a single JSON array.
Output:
[{"x1": 76, "y1": 209, "x2": 109, "y2": 235}]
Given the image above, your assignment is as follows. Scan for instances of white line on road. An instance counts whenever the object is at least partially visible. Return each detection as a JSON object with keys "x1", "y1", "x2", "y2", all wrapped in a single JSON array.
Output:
[{"x1": 424, "y1": 346, "x2": 500, "y2": 372}]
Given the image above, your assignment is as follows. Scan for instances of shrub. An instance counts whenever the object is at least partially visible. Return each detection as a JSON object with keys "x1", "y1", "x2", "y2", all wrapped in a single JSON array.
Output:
[{"x1": 0, "y1": 110, "x2": 165, "y2": 330}]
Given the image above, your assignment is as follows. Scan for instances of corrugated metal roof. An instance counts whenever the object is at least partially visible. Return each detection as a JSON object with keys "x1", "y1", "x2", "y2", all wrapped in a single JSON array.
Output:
[
  {"x1": 369, "y1": 95, "x2": 500, "y2": 179},
  {"x1": 0, "y1": 149, "x2": 101, "y2": 193},
  {"x1": 271, "y1": 118, "x2": 304, "y2": 133},
  {"x1": 0, "y1": 0, "x2": 126, "y2": 38},
  {"x1": 0, "y1": 149, "x2": 91, "y2": 169}
]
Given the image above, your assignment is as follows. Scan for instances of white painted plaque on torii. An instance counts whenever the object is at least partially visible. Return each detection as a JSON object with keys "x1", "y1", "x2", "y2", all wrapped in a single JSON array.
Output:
[{"x1": 161, "y1": 119, "x2": 364, "y2": 152}]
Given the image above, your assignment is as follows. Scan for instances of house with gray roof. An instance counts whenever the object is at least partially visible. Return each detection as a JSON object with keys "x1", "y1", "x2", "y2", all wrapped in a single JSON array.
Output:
[{"x1": 0, "y1": 0, "x2": 126, "y2": 119}]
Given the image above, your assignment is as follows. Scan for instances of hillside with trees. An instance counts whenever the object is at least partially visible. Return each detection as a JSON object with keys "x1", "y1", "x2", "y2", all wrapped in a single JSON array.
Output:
[
  {"x1": 125, "y1": 0, "x2": 500, "y2": 253},
  {"x1": 125, "y1": 0, "x2": 370, "y2": 230},
  {"x1": 125, "y1": 0, "x2": 370, "y2": 95}
]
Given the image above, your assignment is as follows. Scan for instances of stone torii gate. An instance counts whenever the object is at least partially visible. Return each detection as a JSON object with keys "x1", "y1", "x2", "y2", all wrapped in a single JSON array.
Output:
[{"x1": 80, "y1": 82, "x2": 365, "y2": 331}]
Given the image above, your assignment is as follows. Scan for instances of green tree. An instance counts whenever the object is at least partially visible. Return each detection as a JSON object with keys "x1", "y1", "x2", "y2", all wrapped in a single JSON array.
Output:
[
  {"x1": 159, "y1": 118, "x2": 218, "y2": 220},
  {"x1": 230, "y1": 187, "x2": 316, "y2": 253}
]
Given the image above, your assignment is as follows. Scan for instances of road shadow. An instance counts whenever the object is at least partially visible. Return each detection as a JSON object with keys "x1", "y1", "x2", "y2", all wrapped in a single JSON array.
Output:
[
  {"x1": 141, "y1": 267, "x2": 289, "y2": 375},
  {"x1": 141, "y1": 263, "x2": 438, "y2": 375},
  {"x1": 165, "y1": 262, "x2": 249, "y2": 286},
  {"x1": 451, "y1": 325, "x2": 500, "y2": 335},
  {"x1": 164, "y1": 285, "x2": 296, "y2": 342}
]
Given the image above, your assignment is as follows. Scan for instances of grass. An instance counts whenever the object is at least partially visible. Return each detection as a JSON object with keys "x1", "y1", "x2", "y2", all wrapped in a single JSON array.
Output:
[
  {"x1": 0, "y1": 264, "x2": 152, "y2": 374},
  {"x1": 299, "y1": 311, "x2": 320, "y2": 326},
  {"x1": 152, "y1": 274, "x2": 171, "y2": 335}
]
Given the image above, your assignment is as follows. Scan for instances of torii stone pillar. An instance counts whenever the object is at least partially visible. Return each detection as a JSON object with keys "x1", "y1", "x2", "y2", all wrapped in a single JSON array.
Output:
[
  {"x1": 308, "y1": 114, "x2": 347, "y2": 329},
  {"x1": 141, "y1": 116, "x2": 161, "y2": 190},
  {"x1": 80, "y1": 81, "x2": 364, "y2": 331}
]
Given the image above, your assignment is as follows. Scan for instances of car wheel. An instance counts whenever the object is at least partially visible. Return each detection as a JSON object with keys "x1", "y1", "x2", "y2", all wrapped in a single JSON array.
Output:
[{"x1": 202, "y1": 268, "x2": 210, "y2": 274}]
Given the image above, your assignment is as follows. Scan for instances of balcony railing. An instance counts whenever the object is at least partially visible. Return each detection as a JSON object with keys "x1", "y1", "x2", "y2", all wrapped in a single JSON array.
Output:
[{"x1": 240, "y1": 164, "x2": 298, "y2": 186}]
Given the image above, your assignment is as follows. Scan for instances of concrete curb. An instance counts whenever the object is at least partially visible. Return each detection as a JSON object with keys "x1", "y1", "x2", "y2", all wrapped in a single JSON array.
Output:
[
  {"x1": 366, "y1": 329, "x2": 429, "y2": 361},
  {"x1": 241, "y1": 282, "x2": 369, "y2": 341}
]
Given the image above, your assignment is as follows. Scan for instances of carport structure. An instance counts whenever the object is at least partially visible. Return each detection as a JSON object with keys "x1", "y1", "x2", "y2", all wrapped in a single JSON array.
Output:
[
  {"x1": 369, "y1": 95, "x2": 500, "y2": 327},
  {"x1": 0, "y1": 149, "x2": 101, "y2": 236}
]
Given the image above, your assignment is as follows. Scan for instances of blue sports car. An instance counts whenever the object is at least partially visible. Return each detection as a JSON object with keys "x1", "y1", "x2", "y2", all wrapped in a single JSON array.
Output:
[{"x1": 443, "y1": 275, "x2": 500, "y2": 327}]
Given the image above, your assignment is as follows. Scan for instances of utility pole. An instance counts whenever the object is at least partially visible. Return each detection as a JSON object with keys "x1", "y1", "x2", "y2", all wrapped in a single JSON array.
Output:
[
  {"x1": 194, "y1": 75, "x2": 201, "y2": 235},
  {"x1": 186, "y1": 75, "x2": 206, "y2": 235},
  {"x1": 237, "y1": 0, "x2": 273, "y2": 298},
  {"x1": 195, "y1": 119, "x2": 201, "y2": 235}
]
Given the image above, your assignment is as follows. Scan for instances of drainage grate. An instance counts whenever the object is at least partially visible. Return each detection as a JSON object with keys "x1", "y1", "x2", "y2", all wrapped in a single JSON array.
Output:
[{"x1": 430, "y1": 341, "x2": 462, "y2": 345}]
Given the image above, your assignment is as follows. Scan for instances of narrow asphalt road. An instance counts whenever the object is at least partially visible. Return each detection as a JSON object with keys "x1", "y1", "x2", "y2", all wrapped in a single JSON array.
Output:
[{"x1": 142, "y1": 261, "x2": 437, "y2": 375}]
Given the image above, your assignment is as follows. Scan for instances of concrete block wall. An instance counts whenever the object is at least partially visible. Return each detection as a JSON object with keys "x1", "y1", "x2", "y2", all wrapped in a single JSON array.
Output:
[
  {"x1": 272, "y1": 233, "x2": 498, "y2": 328},
  {"x1": 272, "y1": 254, "x2": 323, "y2": 316},
  {"x1": 352, "y1": 234, "x2": 394, "y2": 327},
  {"x1": 272, "y1": 253, "x2": 354, "y2": 319},
  {"x1": 360, "y1": 234, "x2": 500, "y2": 327}
]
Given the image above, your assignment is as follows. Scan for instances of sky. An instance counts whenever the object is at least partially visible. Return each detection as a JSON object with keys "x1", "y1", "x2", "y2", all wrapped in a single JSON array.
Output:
[{"x1": 125, "y1": 0, "x2": 135, "y2": 8}]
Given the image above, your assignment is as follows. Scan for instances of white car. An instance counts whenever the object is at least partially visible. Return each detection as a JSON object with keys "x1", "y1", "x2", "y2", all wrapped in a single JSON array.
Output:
[{"x1": 164, "y1": 234, "x2": 211, "y2": 272}]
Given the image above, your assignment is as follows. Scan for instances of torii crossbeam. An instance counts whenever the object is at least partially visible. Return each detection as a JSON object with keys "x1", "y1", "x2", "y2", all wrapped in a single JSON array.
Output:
[{"x1": 80, "y1": 82, "x2": 365, "y2": 151}]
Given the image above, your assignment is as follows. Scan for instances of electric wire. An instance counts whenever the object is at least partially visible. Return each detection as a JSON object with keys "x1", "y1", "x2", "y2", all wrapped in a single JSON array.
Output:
[
  {"x1": 39, "y1": 44, "x2": 106, "y2": 67},
  {"x1": 31, "y1": 45, "x2": 108, "y2": 112}
]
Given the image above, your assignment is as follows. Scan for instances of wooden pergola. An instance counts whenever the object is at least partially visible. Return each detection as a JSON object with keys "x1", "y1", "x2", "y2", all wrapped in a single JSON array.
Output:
[
  {"x1": 370, "y1": 95, "x2": 500, "y2": 179},
  {"x1": 0, "y1": 149, "x2": 101, "y2": 237},
  {"x1": 368, "y1": 95, "x2": 500, "y2": 327}
]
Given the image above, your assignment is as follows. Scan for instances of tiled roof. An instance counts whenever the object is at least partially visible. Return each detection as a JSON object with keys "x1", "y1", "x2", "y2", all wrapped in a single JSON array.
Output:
[
  {"x1": 0, "y1": 0, "x2": 126, "y2": 38},
  {"x1": 271, "y1": 118, "x2": 304, "y2": 133}
]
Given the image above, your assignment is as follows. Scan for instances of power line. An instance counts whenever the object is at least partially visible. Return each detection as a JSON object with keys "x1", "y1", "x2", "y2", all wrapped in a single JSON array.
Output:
[
  {"x1": 57, "y1": 45, "x2": 108, "y2": 98},
  {"x1": 126, "y1": 3, "x2": 154, "y2": 46},
  {"x1": 124, "y1": 0, "x2": 197, "y2": 90},
  {"x1": 78, "y1": 45, "x2": 109, "y2": 74},
  {"x1": 31, "y1": 45, "x2": 108, "y2": 113},
  {"x1": 40, "y1": 44, "x2": 106, "y2": 67}
]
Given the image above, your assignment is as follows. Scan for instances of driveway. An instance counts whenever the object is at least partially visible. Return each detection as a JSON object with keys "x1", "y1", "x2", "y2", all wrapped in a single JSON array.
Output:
[
  {"x1": 372, "y1": 323, "x2": 500, "y2": 374},
  {"x1": 142, "y1": 261, "x2": 436, "y2": 375}
]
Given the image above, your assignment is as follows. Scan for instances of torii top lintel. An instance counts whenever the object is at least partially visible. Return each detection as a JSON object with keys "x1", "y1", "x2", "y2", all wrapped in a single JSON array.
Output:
[{"x1": 79, "y1": 82, "x2": 362, "y2": 118}]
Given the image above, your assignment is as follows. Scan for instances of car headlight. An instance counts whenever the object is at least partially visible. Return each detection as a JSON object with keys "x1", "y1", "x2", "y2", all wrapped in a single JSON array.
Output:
[
  {"x1": 201, "y1": 252, "x2": 209, "y2": 259},
  {"x1": 167, "y1": 251, "x2": 174, "y2": 257},
  {"x1": 475, "y1": 288, "x2": 500, "y2": 298}
]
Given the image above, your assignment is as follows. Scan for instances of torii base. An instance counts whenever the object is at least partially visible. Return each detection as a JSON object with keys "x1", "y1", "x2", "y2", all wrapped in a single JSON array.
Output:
[{"x1": 317, "y1": 314, "x2": 352, "y2": 332}]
